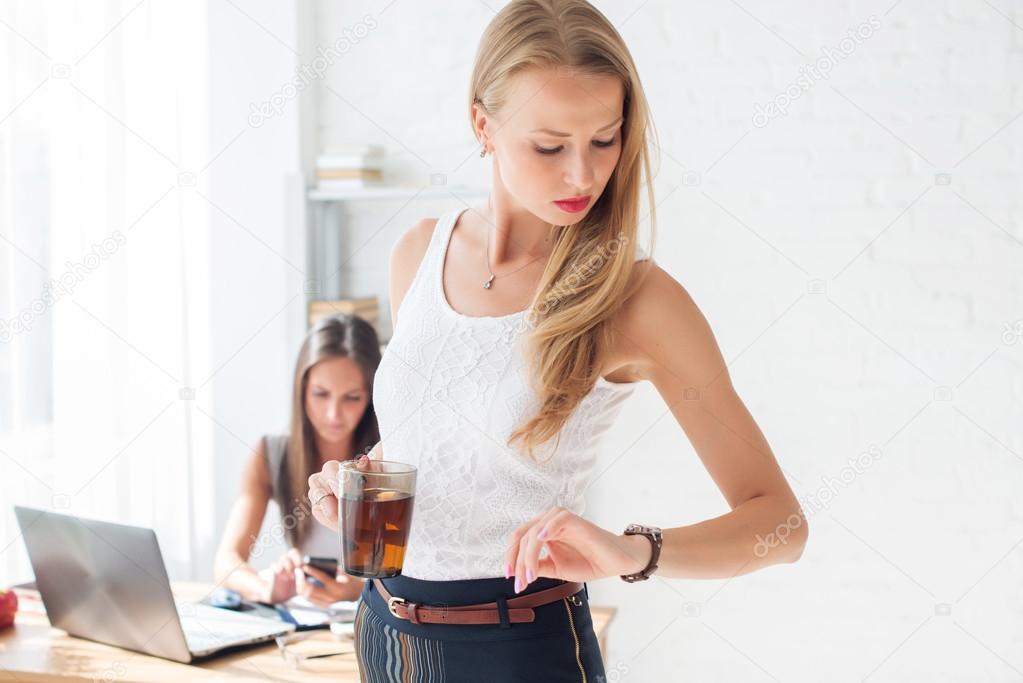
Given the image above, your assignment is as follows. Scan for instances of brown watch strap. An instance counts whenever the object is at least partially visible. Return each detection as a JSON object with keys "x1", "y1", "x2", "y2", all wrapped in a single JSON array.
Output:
[{"x1": 621, "y1": 524, "x2": 662, "y2": 582}]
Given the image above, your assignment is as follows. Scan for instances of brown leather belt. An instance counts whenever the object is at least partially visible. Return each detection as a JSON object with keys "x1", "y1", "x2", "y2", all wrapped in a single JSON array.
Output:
[{"x1": 371, "y1": 578, "x2": 585, "y2": 625}]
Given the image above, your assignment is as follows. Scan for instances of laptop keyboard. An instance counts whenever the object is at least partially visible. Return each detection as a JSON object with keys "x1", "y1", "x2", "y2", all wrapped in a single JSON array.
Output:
[{"x1": 177, "y1": 601, "x2": 288, "y2": 653}]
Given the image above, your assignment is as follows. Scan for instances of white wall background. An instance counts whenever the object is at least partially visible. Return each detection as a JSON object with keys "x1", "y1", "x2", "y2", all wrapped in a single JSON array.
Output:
[
  {"x1": 202, "y1": 0, "x2": 310, "y2": 573},
  {"x1": 1, "y1": 1, "x2": 1019, "y2": 681},
  {"x1": 306, "y1": 1, "x2": 1023, "y2": 681}
]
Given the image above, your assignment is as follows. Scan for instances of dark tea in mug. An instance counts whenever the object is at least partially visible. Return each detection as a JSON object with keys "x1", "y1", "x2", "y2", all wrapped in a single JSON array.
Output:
[
  {"x1": 340, "y1": 488, "x2": 414, "y2": 578},
  {"x1": 338, "y1": 460, "x2": 417, "y2": 579}
]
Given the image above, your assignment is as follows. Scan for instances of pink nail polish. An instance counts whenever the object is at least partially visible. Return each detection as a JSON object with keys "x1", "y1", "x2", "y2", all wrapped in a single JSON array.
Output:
[
  {"x1": 514, "y1": 577, "x2": 522, "y2": 593},
  {"x1": 526, "y1": 568, "x2": 534, "y2": 583},
  {"x1": 537, "y1": 529, "x2": 548, "y2": 540}
]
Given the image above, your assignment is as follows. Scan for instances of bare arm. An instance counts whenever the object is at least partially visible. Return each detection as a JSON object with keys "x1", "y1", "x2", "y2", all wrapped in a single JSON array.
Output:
[
  {"x1": 613, "y1": 264, "x2": 808, "y2": 579},
  {"x1": 388, "y1": 217, "x2": 437, "y2": 332},
  {"x1": 212, "y1": 439, "x2": 279, "y2": 601}
]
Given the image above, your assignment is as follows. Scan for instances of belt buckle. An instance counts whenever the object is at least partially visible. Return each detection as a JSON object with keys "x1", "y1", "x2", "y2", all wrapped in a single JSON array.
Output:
[{"x1": 387, "y1": 595, "x2": 406, "y2": 618}]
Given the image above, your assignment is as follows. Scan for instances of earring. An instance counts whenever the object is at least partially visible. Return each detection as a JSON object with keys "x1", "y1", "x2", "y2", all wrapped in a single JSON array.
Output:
[{"x1": 479, "y1": 147, "x2": 487, "y2": 158}]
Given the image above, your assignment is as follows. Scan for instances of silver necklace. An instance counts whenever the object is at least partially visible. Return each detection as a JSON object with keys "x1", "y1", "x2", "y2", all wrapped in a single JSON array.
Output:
[{"x1": 482, "y1": 223, "x2": 552, "y2": 289}]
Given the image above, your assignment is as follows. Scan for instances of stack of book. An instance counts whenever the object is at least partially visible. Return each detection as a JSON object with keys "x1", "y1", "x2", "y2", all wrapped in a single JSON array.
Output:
[
  {"x1": 308, "y1": 296, "x2": 379, "y2": 331},
  {"x1": 314, "y1": 146, "x2": 385, "y2": 190}
]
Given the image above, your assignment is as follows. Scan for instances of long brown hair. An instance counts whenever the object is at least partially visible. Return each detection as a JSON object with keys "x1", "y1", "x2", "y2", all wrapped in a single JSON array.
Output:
[
  {"x1": 277, "y1": 314, "x2": 381, "y2": 547},
  {"x1": 469, "y1": 0, "x2": 659, "y2": 462}
]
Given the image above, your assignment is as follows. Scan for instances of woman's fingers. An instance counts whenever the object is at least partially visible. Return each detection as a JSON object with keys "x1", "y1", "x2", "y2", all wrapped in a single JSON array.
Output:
[
  {"x1": 512, "y1": 507, "x2": 564, "y2": 593},
  {"x1": 307, "y1": 453, "x2": 377, "y2": 531},
  {"x1": 294, "y1": 575, "x2": 331, "y2": 607},
  {"x1": 310, "y1": 491, "x2": 338, "y2": 530},
  {"x1": 301, "y1": 563, "x2": 332, "y2": 584},
  {"x1": 522, "y1": 508, "x2": 567, "y2": 586},
  {"x1": 278, "y1": 553, "x2": 295, "y2": 574},
  {"x1": 366, "y1": 441, "x2": 384, "y2": 461},
  {"x1": 267, "y1": 561, "x2": 297, "y2": 603},
  {"x1": 331, "y1": 577, "x2": 364, "y2": 603},
  {"x1": 513, "y1": 532, "x2": 531, "y2": 593},
  {"x1": 321, "y1": 460, "x2": 342, "y2": 497},
  {"x1": 308, "y1": 468, "x2": 339, "y2": 531},
  {"x1": 304, "y1": 586, "x2": 333, "y2": 608},
  {"x1": 301, "y1": 564, "x2": 361, "y2": 602},
  {"x1": 504, "y1": 512, "x2": 545, "y2": 581}
]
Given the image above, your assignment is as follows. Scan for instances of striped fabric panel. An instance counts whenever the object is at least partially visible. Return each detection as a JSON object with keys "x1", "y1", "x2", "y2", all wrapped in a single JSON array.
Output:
[{"x1": 354, "y1": 599, "x2": 447, "y2": 682}]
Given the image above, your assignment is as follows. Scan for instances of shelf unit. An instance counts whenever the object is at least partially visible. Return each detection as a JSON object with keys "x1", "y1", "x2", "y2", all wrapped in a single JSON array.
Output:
[{"x1": 304, "y1": 183, "x2": 490, "y2": 336}]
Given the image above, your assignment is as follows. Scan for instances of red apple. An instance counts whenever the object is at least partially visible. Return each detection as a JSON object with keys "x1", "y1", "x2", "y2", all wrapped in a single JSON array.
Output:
[{"x1": 0, "y1": 589, "x2": 17, "y2": 629}]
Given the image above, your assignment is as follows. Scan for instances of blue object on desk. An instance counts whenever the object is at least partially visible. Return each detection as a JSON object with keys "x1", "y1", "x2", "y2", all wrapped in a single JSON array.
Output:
[
  {"x1": 273, "y1": 604, "x2": 331, "y2": 631},
  {"x1": 273, "y1": 605, "x2": 299, "y2": 626},
  {"x1": 210, "y1": 587, "x2": 242, "y2": 610},
  {"x1": 201, "y1": 588, "x2": 331, "y2": 631}
]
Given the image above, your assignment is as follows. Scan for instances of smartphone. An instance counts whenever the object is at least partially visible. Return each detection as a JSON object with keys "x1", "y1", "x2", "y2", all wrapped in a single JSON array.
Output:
[{"x1": 302, "y1": 555, "x2": 339, "y2": 587}]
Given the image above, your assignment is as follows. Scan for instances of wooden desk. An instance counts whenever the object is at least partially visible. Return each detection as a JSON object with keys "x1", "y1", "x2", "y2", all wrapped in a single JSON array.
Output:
[{"x1": 0, "y1": 583, "x2": 615, "y2": 681}]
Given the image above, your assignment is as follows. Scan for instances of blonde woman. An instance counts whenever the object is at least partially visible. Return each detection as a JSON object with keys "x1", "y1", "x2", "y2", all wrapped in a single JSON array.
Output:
[
  {"x1": 308, "y1": 1, "x2": 807, "y2": 678},
  {"x1": 214, "y1": 314, "x2": 381, "y2": 607}
]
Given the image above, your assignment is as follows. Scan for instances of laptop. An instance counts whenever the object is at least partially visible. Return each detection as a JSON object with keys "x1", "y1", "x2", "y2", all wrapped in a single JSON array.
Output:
[{"x1": 13, "y1": 506, "x2": 296, "y2": 663}]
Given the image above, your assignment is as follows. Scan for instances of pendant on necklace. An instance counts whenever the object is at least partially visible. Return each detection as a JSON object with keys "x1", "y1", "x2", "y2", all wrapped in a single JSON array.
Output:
[{"x1": 483, "y1": 274, "x2": 495, "y2": 290}]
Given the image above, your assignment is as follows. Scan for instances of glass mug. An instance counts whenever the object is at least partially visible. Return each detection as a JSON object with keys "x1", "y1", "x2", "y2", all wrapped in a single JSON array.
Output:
[{"x1": 337, "y1": 460, "x2": 417, "y2": 578}]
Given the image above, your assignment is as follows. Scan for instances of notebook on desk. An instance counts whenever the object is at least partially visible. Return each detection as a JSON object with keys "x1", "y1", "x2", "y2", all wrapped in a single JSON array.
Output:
[{"x1": 13, "y1": 506, "x2": 296, "y2": 664}]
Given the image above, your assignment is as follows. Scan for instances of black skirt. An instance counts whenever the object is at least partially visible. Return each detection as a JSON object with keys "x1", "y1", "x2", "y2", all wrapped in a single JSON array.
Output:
[{"x1": 353, "y1": 572, "x2": 607, "y2": 682}]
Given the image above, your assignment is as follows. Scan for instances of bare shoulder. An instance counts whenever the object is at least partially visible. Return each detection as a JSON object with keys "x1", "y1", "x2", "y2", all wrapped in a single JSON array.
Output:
[
  {"x1": 240, "y1": 437, "x2": 272, "y2": 498},
  {"x1": 606, "y1": 261, "x2": 724, "y2": 386},
  {"x1": 618, "y1": 261, "x2": 700, "y2": 327},
  {"x1": 391, "y1": 217, "x2": 438, "y2": 266},
  {"x1": 388, "y1": 217, "x2": 440, "y2": 327}
]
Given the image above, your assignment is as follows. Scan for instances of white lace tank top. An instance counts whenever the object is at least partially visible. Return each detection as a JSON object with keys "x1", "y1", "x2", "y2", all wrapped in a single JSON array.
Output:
[{"x1": 372, "y1": 206, "x2": 648, "y2": 580}]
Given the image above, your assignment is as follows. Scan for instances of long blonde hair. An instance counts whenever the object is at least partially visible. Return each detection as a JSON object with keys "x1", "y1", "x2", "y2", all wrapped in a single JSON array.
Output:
[
  {"x1": 279, "y1": 314, "x2": 382, "y2": 547},
  {"x1": 470, "y1": 0, "x2": 660, "y2": 462}
]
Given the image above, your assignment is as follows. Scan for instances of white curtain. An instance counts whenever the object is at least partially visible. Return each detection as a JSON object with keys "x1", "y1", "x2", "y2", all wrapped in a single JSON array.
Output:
[{"x1": 1, "y1": 0, "x2": 214, "y2": 584}]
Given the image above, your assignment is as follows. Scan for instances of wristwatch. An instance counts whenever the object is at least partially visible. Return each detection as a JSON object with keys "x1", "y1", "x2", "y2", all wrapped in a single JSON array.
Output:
[{"x1": 620, "y1": 523, "x2": 663, "y2": 582}]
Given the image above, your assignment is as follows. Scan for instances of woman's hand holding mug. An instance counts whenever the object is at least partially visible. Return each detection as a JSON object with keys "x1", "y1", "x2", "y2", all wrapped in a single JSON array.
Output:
[{"x1": 308, "y1": 453, "x2": 372, "y2": 532}]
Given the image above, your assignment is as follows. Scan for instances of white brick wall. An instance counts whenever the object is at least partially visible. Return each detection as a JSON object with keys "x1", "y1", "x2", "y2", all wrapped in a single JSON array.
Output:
[{"x1": 311, "y1": 1, "x2": 1022, "y2": 680}]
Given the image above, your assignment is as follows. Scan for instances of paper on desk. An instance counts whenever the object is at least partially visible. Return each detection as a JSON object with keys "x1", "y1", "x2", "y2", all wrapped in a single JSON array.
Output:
[{"x1": 282, "y1": 595, "x2": 359, "y2": 626}]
